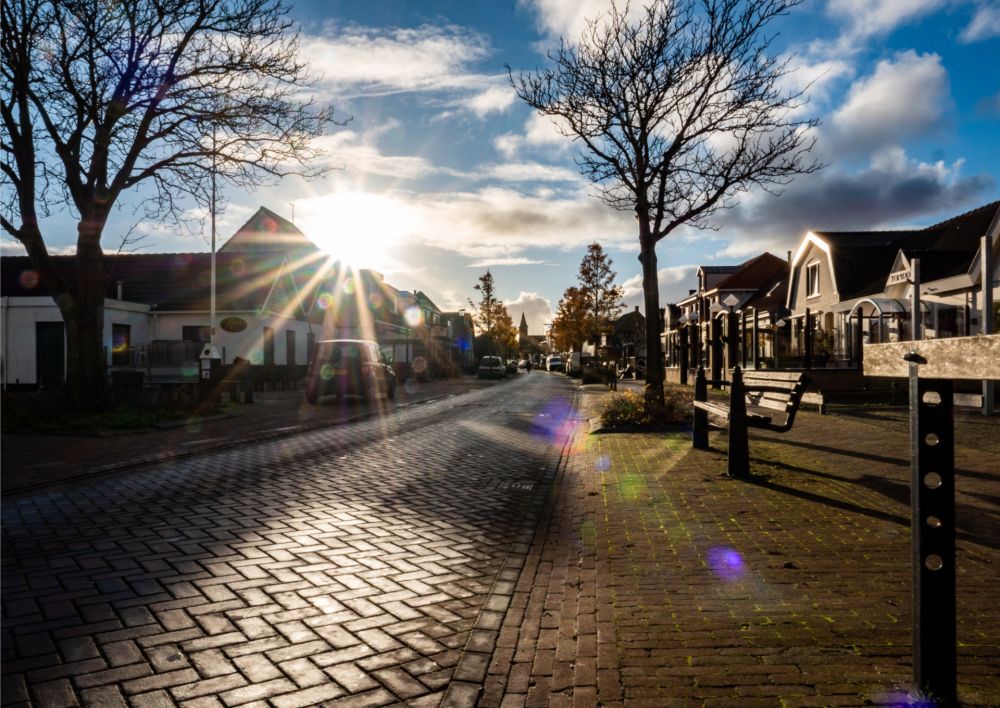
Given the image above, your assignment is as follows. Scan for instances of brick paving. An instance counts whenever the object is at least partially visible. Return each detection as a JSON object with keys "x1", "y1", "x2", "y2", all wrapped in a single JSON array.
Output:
[
  {"x1": 5, "y1": 373, "x2": 1000, "y2": 707},
  {"x1": 485, "y1": 388, "x2": 1000, "y2": 707},
  {"x1": 2, "y1": 373, "x2": 577, "y2": 707}
]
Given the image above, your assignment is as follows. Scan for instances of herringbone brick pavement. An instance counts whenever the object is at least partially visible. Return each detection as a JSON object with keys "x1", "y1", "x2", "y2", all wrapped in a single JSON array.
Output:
[
  {"x1": 2, "y1": 374, "x2": 579, "y2": 707},
  {"x1": 485, "y1": 389, "x2": 1000, "y2": 707}
]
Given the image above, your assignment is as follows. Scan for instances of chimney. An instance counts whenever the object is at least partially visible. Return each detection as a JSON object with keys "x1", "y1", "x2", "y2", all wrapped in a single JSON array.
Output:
[
  {"x1": 787, "y1": 250, "x2": 792, "y2": 263},
  {"x1": 117, "y1": 281, "x2": 123, "y2": 300},
  {"x1": 688, "y1": 289, "x2": 695, "y2": 295},
  {"x1": 635, "y1": 305, "x2": 640, "y2": 313}
]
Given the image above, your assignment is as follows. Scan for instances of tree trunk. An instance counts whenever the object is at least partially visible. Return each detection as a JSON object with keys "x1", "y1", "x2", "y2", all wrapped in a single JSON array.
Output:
[
  {"x1": 63, "y1": 217, "x2": 109, "y2": 409},
  {"x1": 638, "y1": 222, "x2": 665, "y2": 408}
]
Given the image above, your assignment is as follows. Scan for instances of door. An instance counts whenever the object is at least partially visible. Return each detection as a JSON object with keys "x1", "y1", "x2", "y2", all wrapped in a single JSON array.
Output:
[
  {"x1": 285, "y1": 330, "x2": 296, "y2": 366},
  {"x1": 35, "y1": 322, "x2": 65, "y2": 387}
]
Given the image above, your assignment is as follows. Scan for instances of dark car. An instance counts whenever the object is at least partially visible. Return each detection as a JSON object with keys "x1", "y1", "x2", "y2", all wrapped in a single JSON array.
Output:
[
  {"x1": 305, "y1": 339, "x2": 396, "y2": 404},
  {"x1": 478, "y1": 355, "x2": 506, "y2": 379}
]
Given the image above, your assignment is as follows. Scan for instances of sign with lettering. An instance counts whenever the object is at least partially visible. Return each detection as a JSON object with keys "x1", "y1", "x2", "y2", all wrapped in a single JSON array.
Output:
[
  {"x1": 888, "y1": 268, "x2": 911, "y2": 285},
  {"x1": 220, "y1": 317, "x2": 248, "y2": 333}
]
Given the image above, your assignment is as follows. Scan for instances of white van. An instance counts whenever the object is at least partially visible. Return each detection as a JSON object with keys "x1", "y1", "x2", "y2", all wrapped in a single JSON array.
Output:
[{"x1": 567, "y1": 352, "x2": 593, "y2": 378}]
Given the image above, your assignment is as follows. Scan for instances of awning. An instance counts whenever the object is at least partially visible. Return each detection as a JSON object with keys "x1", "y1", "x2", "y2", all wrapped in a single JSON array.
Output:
[{"x1": 834, "y1": 297, "x2": 908, "y2": 316}]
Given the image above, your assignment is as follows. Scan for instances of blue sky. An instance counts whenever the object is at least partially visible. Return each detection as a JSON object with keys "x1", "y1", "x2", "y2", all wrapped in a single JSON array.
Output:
[{"x1": 9, "y1": 0, "x2": 1000, "y2": 334}]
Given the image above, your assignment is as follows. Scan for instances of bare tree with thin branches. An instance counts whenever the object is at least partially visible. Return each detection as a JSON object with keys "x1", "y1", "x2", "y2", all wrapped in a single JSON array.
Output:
[
  {"x1": 1, "y1": 0, "x2": 335, "y2": 406},
  {"x1": 510, "y1": 0, "x2": 820, "y2": 409}
]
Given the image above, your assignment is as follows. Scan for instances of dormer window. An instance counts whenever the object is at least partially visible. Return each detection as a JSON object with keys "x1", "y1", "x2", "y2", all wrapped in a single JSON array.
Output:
[{"x1": 806, "y1": 262, "x2": 820, "y2": 297}]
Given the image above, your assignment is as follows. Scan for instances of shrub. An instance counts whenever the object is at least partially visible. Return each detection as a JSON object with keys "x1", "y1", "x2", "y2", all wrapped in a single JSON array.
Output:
[{"x1": 599, "y1": 386, "x2": 692, "y2": 427}]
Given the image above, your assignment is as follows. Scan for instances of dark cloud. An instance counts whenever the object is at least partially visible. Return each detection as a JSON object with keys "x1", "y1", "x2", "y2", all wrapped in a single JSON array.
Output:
[{"x1": 718, "y1": 160, "x2": 996, "y2": 252}]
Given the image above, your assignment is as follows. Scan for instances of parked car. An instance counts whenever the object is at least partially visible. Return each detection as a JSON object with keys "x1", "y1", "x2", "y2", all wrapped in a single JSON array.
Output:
[
  {"x1": 505, "y1": 359, "x2": 518, "y2": 374},
  {"x1": 567, "y1": 352, "x2": 593, "y2": 378},
  {"x1": 305, "y1": 339, "x2": 396, "y2": 404},
  {"x1": 546, "y1": 355, "x2": 564, "y2": 372},
  {"x1": 478, "y1": 356, "x2": 506, "y2": 379}
]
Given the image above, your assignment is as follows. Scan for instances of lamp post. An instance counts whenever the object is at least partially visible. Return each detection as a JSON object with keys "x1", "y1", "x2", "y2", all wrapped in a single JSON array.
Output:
[
  {"x1": 723, "y1": 294, "x2": 740, "y2": 370},
  {"x1": 774, "y1": 318, "x2": 787, "y2": 369}
]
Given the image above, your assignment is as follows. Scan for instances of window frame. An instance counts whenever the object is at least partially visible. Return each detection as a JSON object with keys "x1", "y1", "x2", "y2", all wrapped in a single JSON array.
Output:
[{"x1": 805, "y1": 261, "x2": 821, "y2": 298}]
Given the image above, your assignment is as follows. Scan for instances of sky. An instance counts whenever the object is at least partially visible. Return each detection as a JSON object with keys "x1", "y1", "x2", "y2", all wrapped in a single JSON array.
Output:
[{"x1": 6, "y1": 0, "x2": 1000, "y2": 335}]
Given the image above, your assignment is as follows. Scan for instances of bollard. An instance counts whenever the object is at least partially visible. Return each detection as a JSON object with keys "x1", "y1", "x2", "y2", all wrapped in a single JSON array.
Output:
[{"x1": 693, "y1": 366, "x2": 708, "y2": 449}]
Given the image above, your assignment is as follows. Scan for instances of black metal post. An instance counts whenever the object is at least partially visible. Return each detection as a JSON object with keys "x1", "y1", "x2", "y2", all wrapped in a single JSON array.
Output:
[
  {"x1": 728, "y1": 365, "x2": 750, "y2": 478},
  {"x1": 693, "y1": 366, "x2": 708, "y2": 449},
  {"x1": 908, "y1": 361, "x2": 956, "y2": 705},
  {"x1": 804, "y1": 308, "x2": 813, "y2": 369},
  {"x1": 711, "y1": 318, "x2": 723, "y2": 388},
  {"x1": 752, "y1": 310, "x2": 759, "y2": 370},
  {"x1": 679, "y1": 329, "x2": 689, "y2": 386}
]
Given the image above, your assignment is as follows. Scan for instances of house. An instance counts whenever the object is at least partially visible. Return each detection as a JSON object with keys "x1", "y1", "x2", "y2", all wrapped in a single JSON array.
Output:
[
  {"x1": 2, "y1": 206, "x2": 469, "y2": 389},
  {"x1": 664, "y1": 253, "x2": 787, "y2": 382},
  {"x1": 786, "y1": 200, "x2": 999, "y2": 366}
]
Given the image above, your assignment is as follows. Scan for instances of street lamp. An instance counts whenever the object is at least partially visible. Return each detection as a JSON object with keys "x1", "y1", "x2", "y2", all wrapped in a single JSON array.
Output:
[{"x1": 774, "y1": 317, "x2": 787, "y2": 369}]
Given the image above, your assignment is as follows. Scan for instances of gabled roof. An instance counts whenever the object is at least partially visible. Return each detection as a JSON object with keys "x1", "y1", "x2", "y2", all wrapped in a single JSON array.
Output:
[
  {"x1": 713, "y1": 252, "x2": 787, "y2": 292},
  {"x1": 219, "y1": 206, "x2": 317, "y2": 255},
  {"x1": 790, "y1": 200, "x2": 1000, "y2": 304},
  {"x1": 699, "y1": 265, "x2": 740, "y2": 274},
  {"x1": 1, "y1": 253, "x2": 315, "y2": 319}
]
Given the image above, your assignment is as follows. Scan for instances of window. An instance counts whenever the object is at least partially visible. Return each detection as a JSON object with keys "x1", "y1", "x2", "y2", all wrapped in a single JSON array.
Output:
[
  {"x1": 806, "y1": 262, "x2": 820, "y2": 297},
  {"x1": 285, "y1": 330, "x2": 296, "y2": 366},
  {"x1": 112, "y1": 324, "x2": 131, "y2": 365},
  {"x1": 262, "y1": 326, "x2": 275, "y2": 365},
  {"x1": 182, "y1": 325, "x2": 210, "y2": 343}
]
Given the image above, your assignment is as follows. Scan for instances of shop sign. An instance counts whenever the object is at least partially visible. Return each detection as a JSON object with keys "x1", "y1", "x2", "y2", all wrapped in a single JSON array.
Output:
[{"x1": 220, "y1": 316, "x2": 248, "y2": 333}]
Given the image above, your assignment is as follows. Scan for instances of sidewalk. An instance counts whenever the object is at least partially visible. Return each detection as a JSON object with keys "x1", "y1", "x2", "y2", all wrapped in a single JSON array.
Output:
[
  {"x1": 1, "y1": 375, "x2": 491, "y2": 496},
  {"x1": 482, "y1": 386, "x2": 1000, "y2": 707}
]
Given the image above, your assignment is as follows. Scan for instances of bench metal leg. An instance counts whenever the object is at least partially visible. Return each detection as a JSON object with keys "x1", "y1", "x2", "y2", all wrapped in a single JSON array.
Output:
[
  {"x1": 911, "y1": 376, "x2": 956, "y2": 705},
  {"x1": 728, "y1": 365, "x2": 750, "y2": 478},
  {"x1": 693, "y1": 367, "x2": 708, "y2": 449}
]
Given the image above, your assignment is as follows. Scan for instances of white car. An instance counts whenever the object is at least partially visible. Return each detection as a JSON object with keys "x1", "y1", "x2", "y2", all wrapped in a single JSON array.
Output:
[{"x1": 546, "y1": 355, "x2": 564, "y2": 372}]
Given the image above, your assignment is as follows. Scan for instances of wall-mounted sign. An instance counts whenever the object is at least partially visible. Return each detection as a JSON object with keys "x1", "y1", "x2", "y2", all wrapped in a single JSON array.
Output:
[
  {"x1": 220, "y1": 316, "x2": 248, "y2": 333},
  {"x1": 887, "y1": 268, "x2": 911, "y2": 285}
]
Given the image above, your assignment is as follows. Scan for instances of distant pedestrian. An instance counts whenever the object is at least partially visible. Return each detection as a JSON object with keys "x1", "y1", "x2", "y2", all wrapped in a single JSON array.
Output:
[{"x1": 526, "y1": 359, "x2": 532, "y2": 372}]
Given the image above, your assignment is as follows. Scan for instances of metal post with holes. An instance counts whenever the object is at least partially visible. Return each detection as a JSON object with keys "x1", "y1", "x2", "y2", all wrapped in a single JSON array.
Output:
[{"x1": 905, "y1": 351, "x2": 956, "y2": 706}]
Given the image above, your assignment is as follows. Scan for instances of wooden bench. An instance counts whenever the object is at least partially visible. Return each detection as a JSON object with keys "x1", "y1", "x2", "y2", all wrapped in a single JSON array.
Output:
[{"x1": 692, "y1": 366, "x2": 810, "y2": 477}]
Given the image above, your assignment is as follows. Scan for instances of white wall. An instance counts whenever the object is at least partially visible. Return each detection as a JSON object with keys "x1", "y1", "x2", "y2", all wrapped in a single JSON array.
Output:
[
  {"x1": 153, "y1": 312, "x2": 317, "y2": 365},
  {"x1": 1, "y1": 297, "x2": 152, "y2": 386}
]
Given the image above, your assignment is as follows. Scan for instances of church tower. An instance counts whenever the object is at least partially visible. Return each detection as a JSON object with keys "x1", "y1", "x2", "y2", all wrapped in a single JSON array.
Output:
[{"x1": 518, "y1": 312, "x2": 528, "y2": 345}]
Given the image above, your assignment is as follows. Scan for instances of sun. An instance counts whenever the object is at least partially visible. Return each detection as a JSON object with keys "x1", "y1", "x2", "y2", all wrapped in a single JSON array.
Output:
[{"x1": 297, "y1": 191, "x2": 415, "y2": 272}]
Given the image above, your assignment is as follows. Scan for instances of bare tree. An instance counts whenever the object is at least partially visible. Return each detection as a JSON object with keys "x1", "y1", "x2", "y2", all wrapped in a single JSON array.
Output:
[
  {"x1": 1, "y1": 0, "x2": 334, "y2": 406},
  {"x1": 510, "y1": 0, "x2": 819, "y2": 408}
]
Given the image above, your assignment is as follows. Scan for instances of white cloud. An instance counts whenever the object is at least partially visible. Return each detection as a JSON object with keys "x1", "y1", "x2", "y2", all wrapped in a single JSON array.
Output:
[
  {"x1": 482, "y1": 162, "x2": 582, "y2": 183},
  {"x1": 825, "y1": 0, "x2": 947, "y2": 40},
  {"x1": 621, "y1": 264, "x2": 700, "y2": 307},
  {"x1": 505, "y1": 291, "x2": 554, "y2": 335},
  {"x1": 830, "y1": 51, "x2": 949, "y2": 155},
  {"x1": 1, "y1": 237, "x2": 27, "y2": 255},
  {"x1": 520, "y1": 0, "x2": 648, "y2": 41},
  {"x1": 463, "y1": 86, "x2": 517, "y2": 117},
  {"x1": 468, "y1": 257, "x2": 546, "y2": 267},
  {"x1": 313, "y1": 124, "x2": 438, "y2": 180},
  {"x1": 301, "y1": 24, "x2": 493, "y2": 96},
  {"x1": 494, "y1": 113, "x2": 573, "y2": 158},
  {"x1": 961, "y1": 2, "x2": 1000, "y2": 42}
]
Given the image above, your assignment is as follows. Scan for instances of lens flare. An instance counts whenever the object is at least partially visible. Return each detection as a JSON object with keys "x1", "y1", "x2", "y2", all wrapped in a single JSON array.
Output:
[
  {"x1": 18, "y1": 270, "x2": 39, "y2": 289},
  {"x1": 404, "y1": 306, "x2": 422, "y2": 327},
  {"x1": 316, "y1": 292, "x2": 335, "y2": 310},
  {"x1": 412, "y1": 356, "x2": 428, "y2": 374},
  {"x1": 320, "y1": 364, "x2": 334, "y2": 380},
  {"x1": 595, "y1": 454, "x2": 611, "y2": 472},
  {"x1": 250, "y1": 349, "x2": 264, "y2": 365},
  {"x1": 707, "y1": 546, "x2": 746, "y2": 582},
  {"x1": 342, "y1": 279, "x2": 355, "y2": 295}
]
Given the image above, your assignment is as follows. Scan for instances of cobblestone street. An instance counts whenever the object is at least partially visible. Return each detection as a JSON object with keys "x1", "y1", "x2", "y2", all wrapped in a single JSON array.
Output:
[{"x1": 3, "y1": 375, "x2": 578, "y2": 707}]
